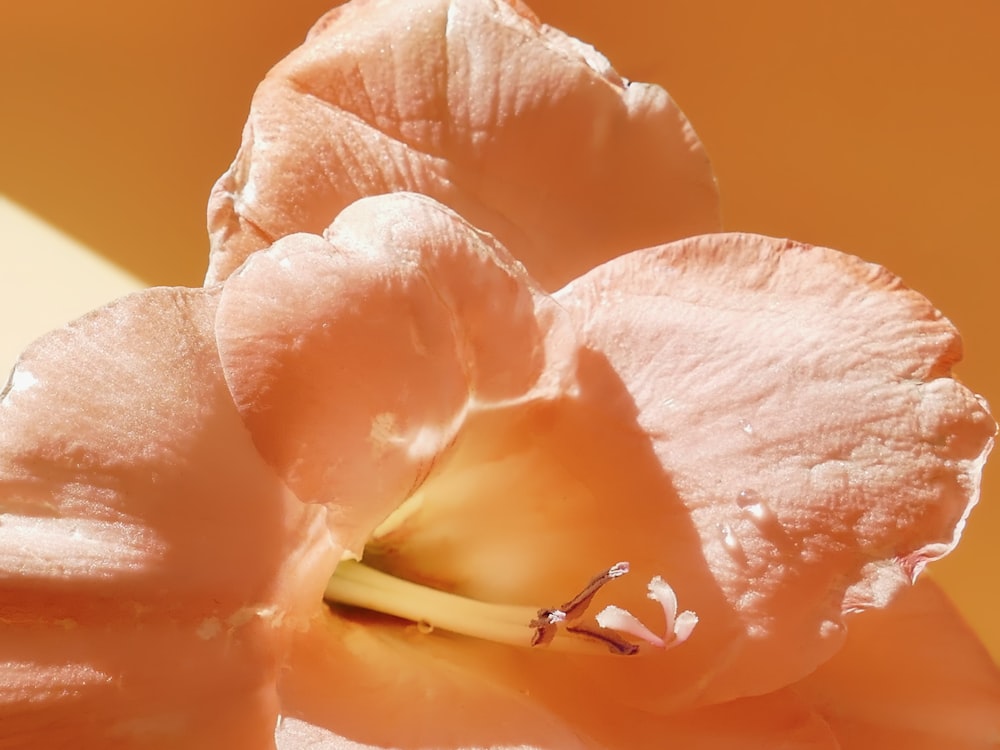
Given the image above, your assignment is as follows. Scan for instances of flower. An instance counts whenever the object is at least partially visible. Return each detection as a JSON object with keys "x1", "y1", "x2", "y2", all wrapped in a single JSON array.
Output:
[
  {"x1": 2, "y1": 1, "x2": 998, "y2": 749},
  {"x1": 205, "y1": 0, "x2": 720, "y2": 291}
]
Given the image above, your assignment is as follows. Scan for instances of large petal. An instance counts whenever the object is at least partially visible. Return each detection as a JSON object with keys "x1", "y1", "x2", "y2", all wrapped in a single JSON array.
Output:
[
  {"x1": 206, "y1": 0, "x2": 719, "y2": 289},
  {"x1": 546, "y1": 232, "x2": 995, "y2": 706},
  {"x1": 793, "y1": 577, "x2": 1000, "y2": 749},
  {"x1": 214, "y1": 192, "x2": 577, "y2": 555},
  {"x1": 273, "y1": 611, "x2": 592, "y2": 750},
  {"x1": 299, "y1": 614, "x2": 840, "y2": 750},
  {"x1": 0, "y1": 288, "x2": 333, "y2": 748},
  {"x1": 543, "y1": 688, "x2": 840, "y2": 750},
  {"x1": 276, "y1": 612, "x2": 842, "y2": 750}
]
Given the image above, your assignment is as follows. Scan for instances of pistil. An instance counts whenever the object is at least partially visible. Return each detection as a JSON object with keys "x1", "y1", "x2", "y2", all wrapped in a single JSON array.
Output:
[
  {"x1": 325, "y1": 559, "x2": 543, "y2": 648},
  {"x1": 324, "y1": 559, "x2": 697, "y2": 656}
]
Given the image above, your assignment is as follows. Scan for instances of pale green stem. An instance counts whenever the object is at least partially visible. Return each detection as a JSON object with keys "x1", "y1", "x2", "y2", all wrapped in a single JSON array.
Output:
[{"x1": 324, "y1": 560, "x2": 620, "y2": 655}]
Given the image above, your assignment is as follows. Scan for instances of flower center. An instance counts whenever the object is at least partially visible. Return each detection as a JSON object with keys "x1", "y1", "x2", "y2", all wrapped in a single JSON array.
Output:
[{"x1": 323, "y1": 558, "x2": 698, "y2": 656}]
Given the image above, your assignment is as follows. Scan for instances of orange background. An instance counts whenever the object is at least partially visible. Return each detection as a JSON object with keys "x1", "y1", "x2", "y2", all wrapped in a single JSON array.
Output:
[{"x1": 2, "y1": 1, "x2": 998, "y2": 659}]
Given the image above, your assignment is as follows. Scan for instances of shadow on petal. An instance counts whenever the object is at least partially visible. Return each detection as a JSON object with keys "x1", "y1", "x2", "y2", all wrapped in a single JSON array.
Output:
[
  {"x1": 361, "y1": 346, "x2": 737, "y2": 714},
  {"x1": 0, "y1": 287, "x2": 330, "y2": 748},
  {"x1": 793, "y1": 577, "x2": 1000, "y2": 749}
]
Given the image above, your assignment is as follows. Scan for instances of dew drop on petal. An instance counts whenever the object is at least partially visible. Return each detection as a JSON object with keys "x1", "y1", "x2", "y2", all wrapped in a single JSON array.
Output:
[
  {"x1": 736, "y1": 489, "x2": 775, "y2": 525},
  {"x1": 717, "y1": 522, "x2": 746, "y2": 563},
  {"x1": 749, "y1": 503, "x2": 775, "y2": 525},
  {"x1": 738, "y1": 418, "x2": 754, "y2": 436},
  {"x1": 718, "y1": 522, "x2": 740, "y2": 552},
  {"x1": 819, "y1": 619, "x2": 843, "y2": 639}
]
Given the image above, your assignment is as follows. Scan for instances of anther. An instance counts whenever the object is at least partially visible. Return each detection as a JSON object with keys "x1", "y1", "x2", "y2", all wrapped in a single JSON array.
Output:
[
  {"x1": 530, "y1": 562, "x2": 630, "y2": 647},
  {"x1": 530, "y1": 562, "x2": 697, "y2": 655}
]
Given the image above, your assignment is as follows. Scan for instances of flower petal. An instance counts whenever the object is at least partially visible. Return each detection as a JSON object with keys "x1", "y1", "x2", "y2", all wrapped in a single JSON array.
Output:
[
  {"x1": 214, "y1": 192, "x2": 576, "y2": 554},
  {"x1": 349, "y1": 367, "x2": 725, "y2": 708},
  {"x1": 793, "y1": 577, "x2": 1000, "y2": 749},
  {"x1": 558, "y1": 689, "x2": 840, "y2": 750},
  {"x1": 346, "y1": 625, "x2": 840, "y2": 750},
  {"x1": 273, "y1": 612, "x2": 591, "y2": 750},
  {"x1": 0, "y1": 621, "x2": 276, "y2": 749},
  {"x1": 0, "y1": 288, "x2": 328, "y2": 747},
  {"x1": 550, "y1": 233, "x2": 995, "y2": 704},
  {"x1": 207, "y1": 0, "x2": 719, "y2": 289}
]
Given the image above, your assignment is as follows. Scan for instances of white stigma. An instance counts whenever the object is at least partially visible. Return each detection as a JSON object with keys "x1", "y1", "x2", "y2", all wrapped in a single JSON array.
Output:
[{"x1": 596, "y1": 575, "x2": 698, "y2": 650}]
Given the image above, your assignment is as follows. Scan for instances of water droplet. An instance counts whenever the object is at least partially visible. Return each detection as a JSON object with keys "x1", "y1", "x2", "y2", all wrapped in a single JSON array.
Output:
[
  {"x1": 416, "y1": 619, "x2": 434, "y2": 634},
  {"x1": 736, "y1": 490, "x2": 775, "y2": 525},
  {"x1": 819, "y1": 619, "x2": 842, "y2": 638},
  {"x1": 738, "y1": 418, "x2": 754, "y2": 436},
  {"x1": 717, "y1": 522, "x2": 747, "y2": 564},
  {"x1": 717, "y1": 522, "x2": 740, "y2": 552}
]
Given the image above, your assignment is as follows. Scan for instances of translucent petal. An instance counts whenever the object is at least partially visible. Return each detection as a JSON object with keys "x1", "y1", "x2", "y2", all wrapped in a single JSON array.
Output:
[{"x1": 794, "y1": 577, "x2": 1000, "y2": 749}]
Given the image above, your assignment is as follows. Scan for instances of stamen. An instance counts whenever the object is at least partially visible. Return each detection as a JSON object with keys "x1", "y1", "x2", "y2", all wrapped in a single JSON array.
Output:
[
  {"x1": 530, "y1": 561, "x2": 630, "y2": 647},
  {"x1": 323, "y1": 559, "x2": 695, "y2": 657},
  {"x1": 560, "y1": 561, "x2": 630, "y2": 621},
  {"x1": 565, "y1": 624, "x2": 640, "y2": 655}
]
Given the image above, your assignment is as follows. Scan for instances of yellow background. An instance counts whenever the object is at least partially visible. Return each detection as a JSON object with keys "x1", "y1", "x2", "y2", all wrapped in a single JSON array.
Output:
[{"x1": 2, "y1": 1, "x2": 998, "y2": 659}]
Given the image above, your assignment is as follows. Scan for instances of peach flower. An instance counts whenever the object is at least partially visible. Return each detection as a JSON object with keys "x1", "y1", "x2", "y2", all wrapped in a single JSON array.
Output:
[
  {"x1": 206, "y1": 0, "x2": 720, "y2": 291},
  {"x1": 1, "y1": 1, "x2": 998, "y2": 749}
]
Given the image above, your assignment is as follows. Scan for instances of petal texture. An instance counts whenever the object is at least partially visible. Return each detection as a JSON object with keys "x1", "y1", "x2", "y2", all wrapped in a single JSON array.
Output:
[
  {"x1": 550, "y1": 232, "x2": 995, "y2": 705},
  {"x1": 207, "y1": 0, "x2": 719, "y2": 289},
  {"x1": 794, "y1": 577, "x2": 1000, "y2": 749},
  {"x1": 0, "y1": 288, "x2": 330, "y2": 748},
  {"x1": 215, "y1": 192, "x2": 576, "y2": 554}
]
